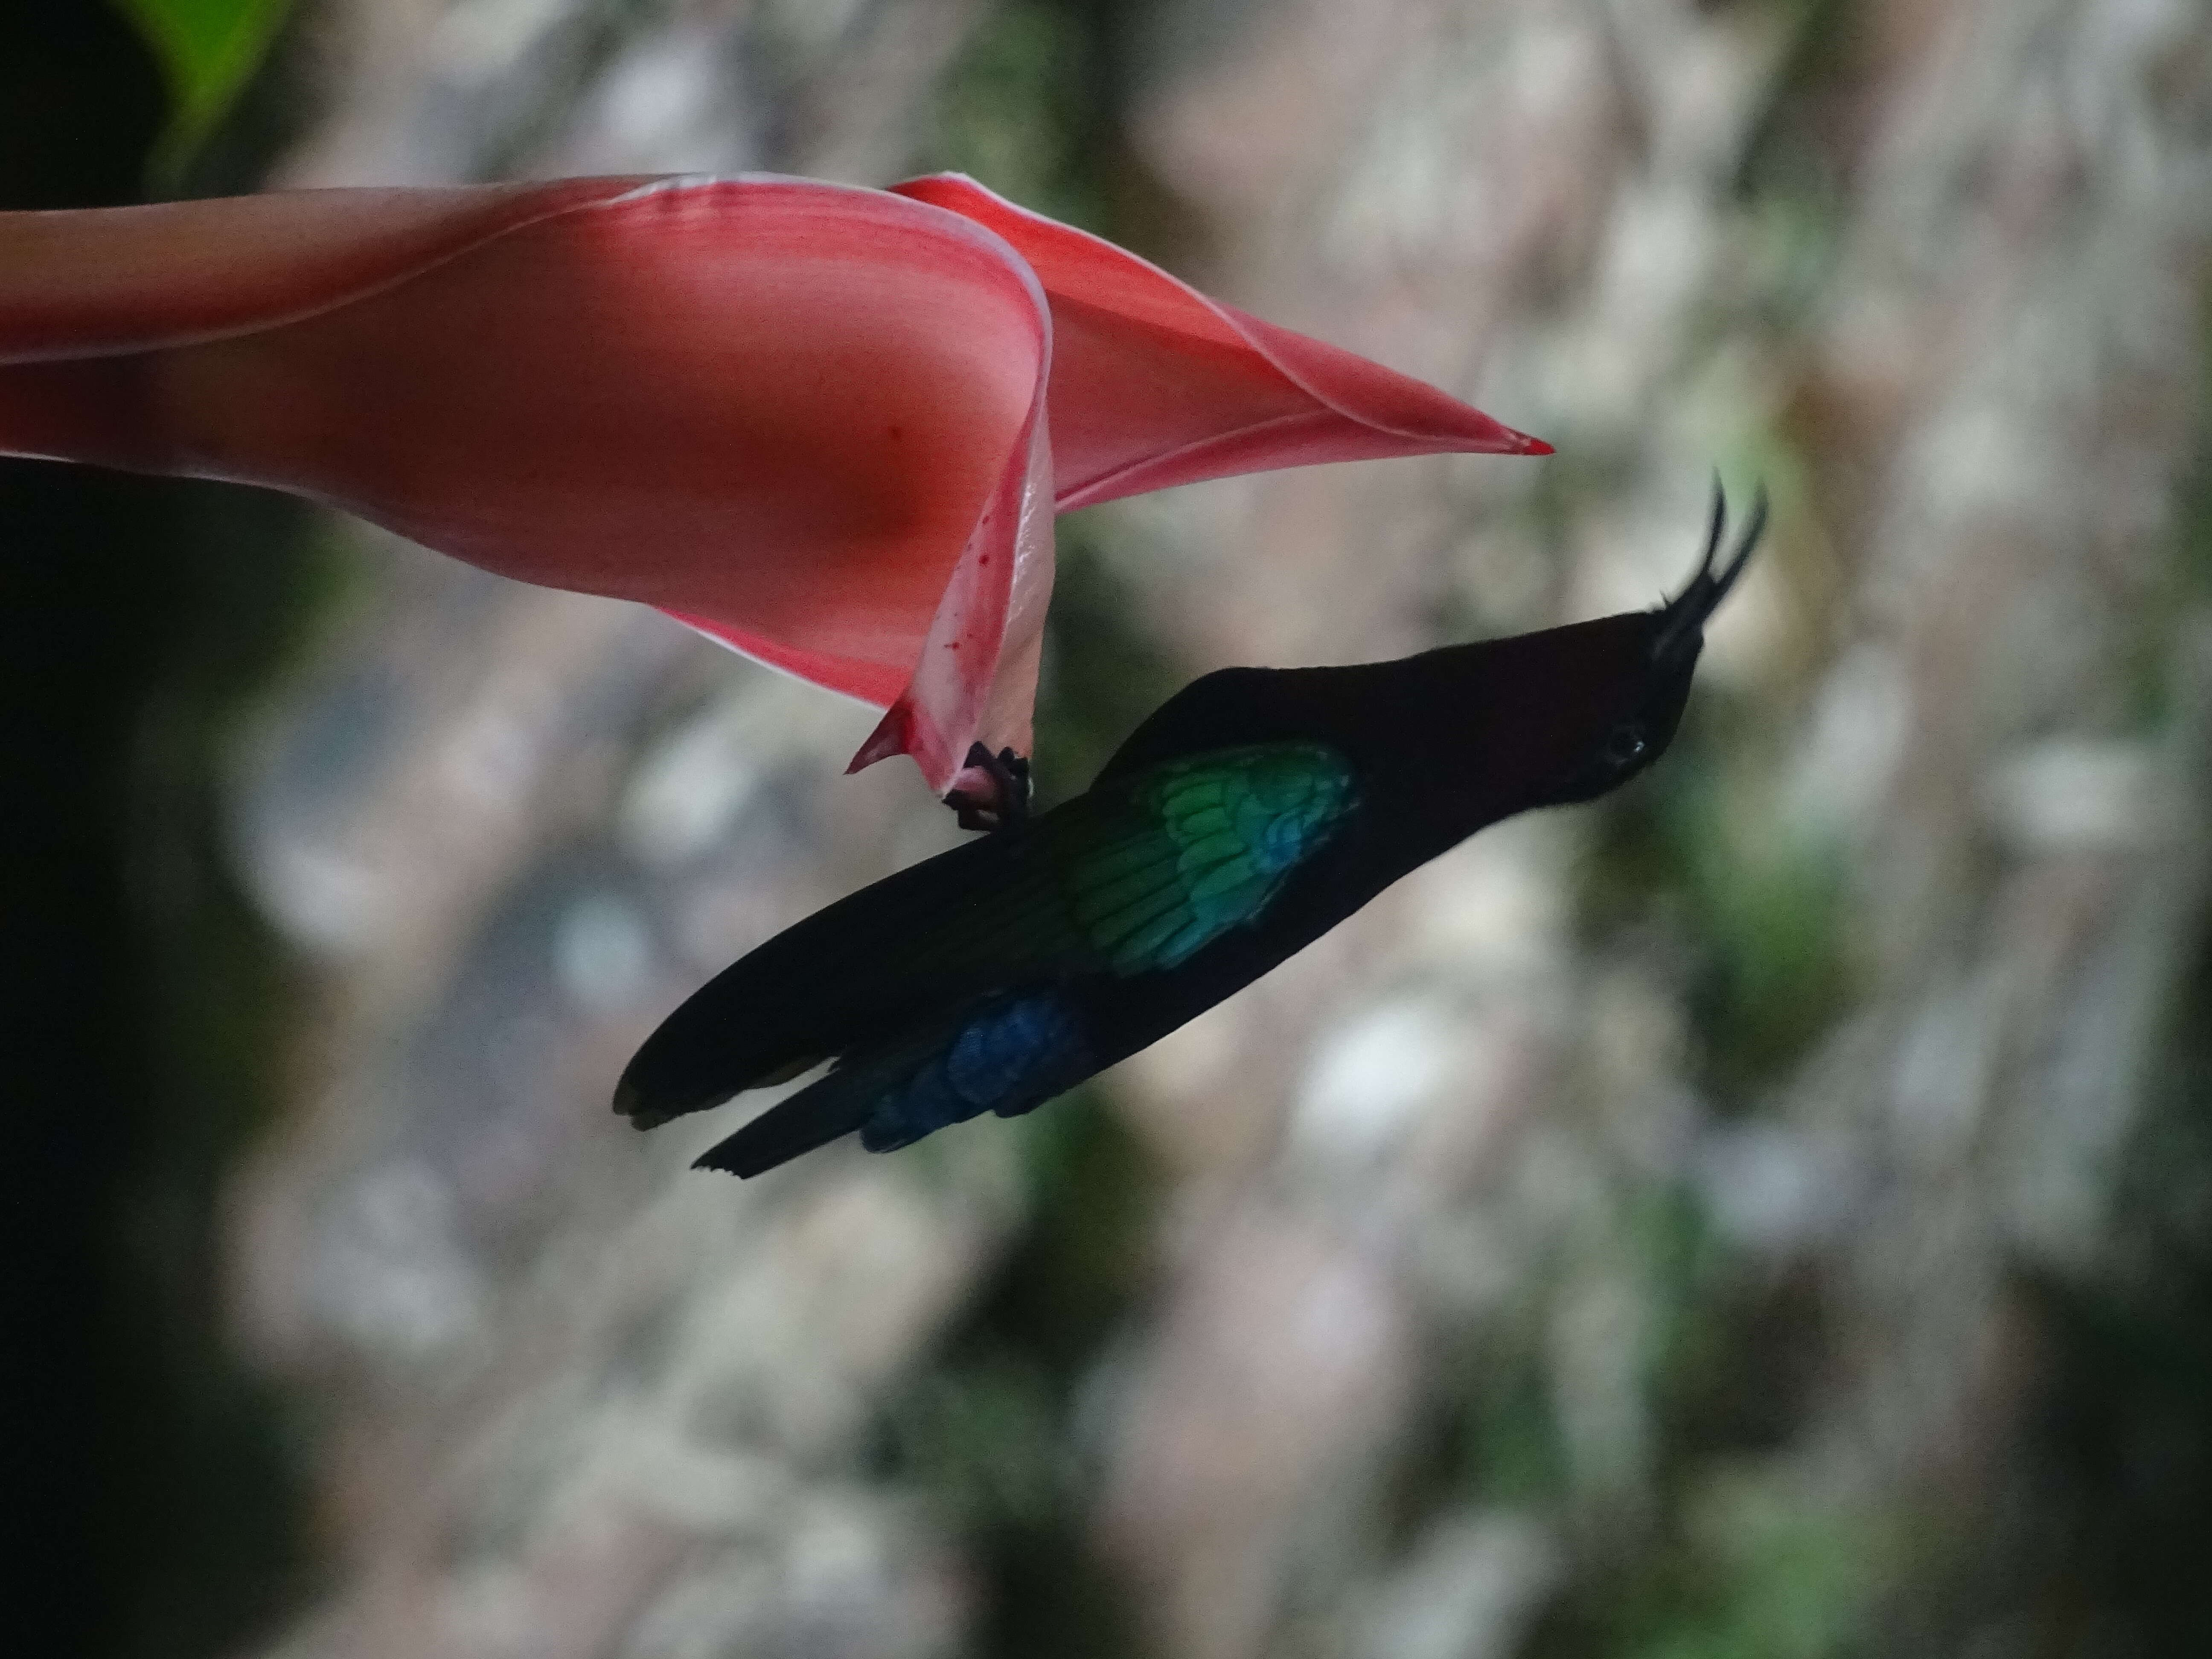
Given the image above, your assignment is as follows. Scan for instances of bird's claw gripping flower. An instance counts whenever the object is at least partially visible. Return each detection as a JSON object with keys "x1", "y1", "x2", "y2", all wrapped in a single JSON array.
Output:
[
  {"x1": 0, "y1": 172, "x2": 1547, "y2": 797},
  {"x1": 944, "y1": 743, "x2": 1033, "y2": 835}
]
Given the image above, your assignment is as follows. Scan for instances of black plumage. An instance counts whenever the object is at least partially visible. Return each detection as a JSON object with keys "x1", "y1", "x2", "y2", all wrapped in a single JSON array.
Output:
[{"x1": 617, "y1": 486, "x2": 1767, "y2": 1175}]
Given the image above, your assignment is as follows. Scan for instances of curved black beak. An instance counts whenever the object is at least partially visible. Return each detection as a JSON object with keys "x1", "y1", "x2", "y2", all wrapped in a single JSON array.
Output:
[{"x1": 1650, "y1": 480, "x2": 1768, "y2": 666}]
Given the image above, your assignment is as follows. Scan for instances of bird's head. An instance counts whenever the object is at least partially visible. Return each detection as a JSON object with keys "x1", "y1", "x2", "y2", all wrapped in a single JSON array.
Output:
[
  {"x1": 1089, "y1": 482, "x2": 1767, "y2": 840},
  {"x1": 1473, "y1": 483, "x2": 1767, "y2": 812}
]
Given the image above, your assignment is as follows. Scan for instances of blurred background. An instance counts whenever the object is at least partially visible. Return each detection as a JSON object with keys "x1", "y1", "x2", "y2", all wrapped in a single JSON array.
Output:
[{"x1": 7, "y1": 1, "x2": 2211, "y2": 1655}]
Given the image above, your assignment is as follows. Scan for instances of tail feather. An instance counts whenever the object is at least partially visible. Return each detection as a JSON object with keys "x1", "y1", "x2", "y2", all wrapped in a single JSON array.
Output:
[
  {"x1": 690, "y1": 1045, "x2": 920, "y2": 1177},
  {"x1": 693, "y1": 1082, "x2": 873, "y2": 1177},
  {"x1": 617, "y1": 832, "x2": 1027, "y2": 1129},
  {"x1": 691, "y1": 989, "x2": 1094, "y2": 1177}
]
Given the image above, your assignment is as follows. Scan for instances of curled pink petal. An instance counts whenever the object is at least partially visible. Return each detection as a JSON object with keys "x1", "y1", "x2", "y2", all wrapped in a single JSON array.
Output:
[
  {"x1": 891, "y1": 172, "x2": 1550, "y2": 510},
  {"x1": 3, "y1": 173, "x2": 1544, "y2": 800},
  {"x1": 0, "y1": 177, "x2": 1051, "y2": 792}
]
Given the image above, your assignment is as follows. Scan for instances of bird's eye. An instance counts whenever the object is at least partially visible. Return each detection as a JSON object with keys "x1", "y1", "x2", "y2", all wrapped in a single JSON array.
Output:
[{"x1": 1603, "y1": 724, "x2": 1649, "y2": 768}]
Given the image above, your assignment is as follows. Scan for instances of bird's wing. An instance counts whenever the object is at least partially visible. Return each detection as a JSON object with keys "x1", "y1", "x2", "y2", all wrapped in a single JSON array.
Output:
[{"x1": 614, "y1": 741, "x2": 1359, "y2": 1129}]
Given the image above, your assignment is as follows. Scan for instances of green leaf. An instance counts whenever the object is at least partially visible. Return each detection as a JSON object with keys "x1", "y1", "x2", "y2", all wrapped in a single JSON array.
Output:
[{"x1": 114, "y1": 0, "x2": 293, "y2": 164}]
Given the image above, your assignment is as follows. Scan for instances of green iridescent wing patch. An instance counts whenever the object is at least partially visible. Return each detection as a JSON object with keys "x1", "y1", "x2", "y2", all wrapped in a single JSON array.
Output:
[
  {"x1": 856, "y1": 742, "x2": 1358, "y2": 996},
  {"x1": 1054, "y1": 742, "x2": 1359, "y2": 974}
]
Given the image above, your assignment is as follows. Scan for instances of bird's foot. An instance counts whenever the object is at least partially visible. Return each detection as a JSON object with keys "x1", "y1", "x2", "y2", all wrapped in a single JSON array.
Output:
[{"x1": 944, "y1": 743, "x2": 1032, "y2": 834}]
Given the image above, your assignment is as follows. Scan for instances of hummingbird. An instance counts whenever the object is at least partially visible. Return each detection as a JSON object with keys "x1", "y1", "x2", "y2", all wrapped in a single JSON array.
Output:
[{"x1": 615, "y1": 486, "x2": 1767, "y2": 1176}]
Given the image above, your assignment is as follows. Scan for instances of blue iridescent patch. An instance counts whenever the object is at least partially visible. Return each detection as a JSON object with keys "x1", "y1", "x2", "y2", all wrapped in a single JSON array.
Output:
[{"x1": 861, "y1": 993, "x2": 1089, "y2": 1152}]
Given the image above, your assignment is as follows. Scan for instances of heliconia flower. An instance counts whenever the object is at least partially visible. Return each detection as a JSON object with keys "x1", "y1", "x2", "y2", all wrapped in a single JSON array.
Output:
[{"x1": 0, "y1": 172, "x2": 1545, "y2": 794}]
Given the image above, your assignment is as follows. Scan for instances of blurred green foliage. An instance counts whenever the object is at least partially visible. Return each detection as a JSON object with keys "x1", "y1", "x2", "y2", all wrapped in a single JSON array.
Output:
[
  {"x1": 114, "y1": 0, "x2": 294, "y2": 172},
  {"x1": 1638, "y1": 1487, "x2": 1882, "y2": 1659},
  {"x1": 1930, "y1": 300, "x2": 2212, "y2": 1657},
  {"x1": 871, "y1": 1089, "x2": 1156, "y2": 1659},
  {"x1": 1518, "y1": 15, "x2": 1892, "y2": 1652},
  {"x1": 1029, "y1": 515, "x2": 1185, "y2": 802},
  {"x1": 925, "y1": 0, "x2": 1107, "y2": 230},
  {"x1": 111, "y1": 482, "x2": 330, "y2": 1659},
  {"x1": 1391, "y1": 1318, "x2": 1573, "y2": 1530},
  {"x1": 1581, "y1": 693, "x2": 1858, "y2": 1106},
  {"x1": 5, "y1": 12, "x2": 324, "y2": 1657},
  {"x1": 919, "y1": 0, "x2": 1204, "y2": 271},
  {"x1": 2125, "y1": 287, "x2": 2212, "y2": 731},
  {"x1": 1534, "y1": 1467, "x2": 1884, "y2": 1659}
]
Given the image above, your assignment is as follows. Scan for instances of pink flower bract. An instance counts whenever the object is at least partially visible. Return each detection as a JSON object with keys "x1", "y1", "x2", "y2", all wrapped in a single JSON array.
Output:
[{"x1": 0, "y1": 173, "x2": 1546, "y2": 792}]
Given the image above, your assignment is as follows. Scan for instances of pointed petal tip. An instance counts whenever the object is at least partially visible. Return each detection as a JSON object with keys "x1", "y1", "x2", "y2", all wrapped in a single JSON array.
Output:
[
  {"x1": 1394, "y1": 409, "x2": 1553, "y2": 458},
  {"x1": 1479, "y1": 420, "x2": 1551, "y2": 456},
  {"x1": 847, "y1": 696, "x2": 971, "y2": 792},
  {"x1": 847, "y1": 704, "x2": 912, "y2": 774}
]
